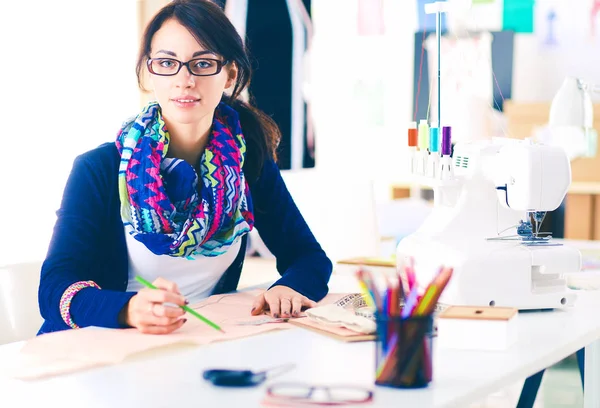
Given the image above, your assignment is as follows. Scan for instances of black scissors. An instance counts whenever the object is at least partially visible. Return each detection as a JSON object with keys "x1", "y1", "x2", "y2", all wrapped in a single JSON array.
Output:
[{"x1": 203, "y1": 363, "x2": 296, "y2": 387}]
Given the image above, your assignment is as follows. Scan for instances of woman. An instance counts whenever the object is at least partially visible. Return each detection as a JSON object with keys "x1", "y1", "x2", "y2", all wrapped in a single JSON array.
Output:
[{"x1": 37, "y1": 0, "x2": 332, "y2": 335}]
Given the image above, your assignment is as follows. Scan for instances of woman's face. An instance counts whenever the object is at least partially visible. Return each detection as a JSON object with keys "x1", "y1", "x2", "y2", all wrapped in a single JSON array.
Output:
[{"x1": 148, "y1": 18, "x2": 236, "y2": 126}]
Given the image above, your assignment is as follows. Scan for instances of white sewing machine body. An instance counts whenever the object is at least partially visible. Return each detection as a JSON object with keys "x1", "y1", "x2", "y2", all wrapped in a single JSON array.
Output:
[{"x1": 397, "y1": 138, "x2": 581, "y2": 310}]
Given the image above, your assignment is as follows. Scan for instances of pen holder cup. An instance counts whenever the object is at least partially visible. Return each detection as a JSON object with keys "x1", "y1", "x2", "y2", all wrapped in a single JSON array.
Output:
[{"x1": 374, "y1": 314, "x2": 434, "y2": 389}]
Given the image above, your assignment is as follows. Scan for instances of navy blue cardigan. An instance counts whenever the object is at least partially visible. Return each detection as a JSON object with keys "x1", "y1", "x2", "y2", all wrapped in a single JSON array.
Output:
[{"x1": 38, "y1": 142, "x2": 332, "y2": 334}]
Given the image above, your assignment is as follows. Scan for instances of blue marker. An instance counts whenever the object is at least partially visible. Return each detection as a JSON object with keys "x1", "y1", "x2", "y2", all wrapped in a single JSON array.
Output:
[{"x1": 401, "y1": 286, "x2": 420, "y2": 318}]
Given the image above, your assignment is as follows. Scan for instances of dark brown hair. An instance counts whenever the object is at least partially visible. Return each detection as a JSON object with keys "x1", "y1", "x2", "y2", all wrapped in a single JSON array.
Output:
[{"x1": 135, "y1": 0, "x2": 279, "y2": 182}]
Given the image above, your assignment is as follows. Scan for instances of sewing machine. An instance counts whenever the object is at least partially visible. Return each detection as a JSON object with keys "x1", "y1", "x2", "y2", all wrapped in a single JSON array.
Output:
[{"x1": 396, "y1": 137, "x2": 581, "y2": 310}]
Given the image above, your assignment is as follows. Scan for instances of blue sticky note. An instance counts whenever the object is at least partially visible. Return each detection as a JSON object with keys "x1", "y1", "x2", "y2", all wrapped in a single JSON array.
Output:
[
  {"x1": 416, "y1": 0, "x2": 447, "y2": 32},
  {"x1": 503, "y1": 0, "x2": 535, "y2": 33}
]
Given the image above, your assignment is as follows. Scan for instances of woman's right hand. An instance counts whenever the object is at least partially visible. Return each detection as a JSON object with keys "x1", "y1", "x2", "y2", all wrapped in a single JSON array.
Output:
[{"x1": 123, "y1": 277, "x2": 188, "y2": 334}]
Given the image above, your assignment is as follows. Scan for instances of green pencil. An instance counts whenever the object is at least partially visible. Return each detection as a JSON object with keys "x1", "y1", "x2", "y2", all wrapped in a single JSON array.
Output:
[{"x1": 135, "y1": 275, "x2": 224, "y2": 333}]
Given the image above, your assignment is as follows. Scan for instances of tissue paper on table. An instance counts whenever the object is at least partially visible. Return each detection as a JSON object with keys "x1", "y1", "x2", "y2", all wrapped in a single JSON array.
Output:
[{"x1": 305, "y1": 304, "x2": 376, "y2": 334}]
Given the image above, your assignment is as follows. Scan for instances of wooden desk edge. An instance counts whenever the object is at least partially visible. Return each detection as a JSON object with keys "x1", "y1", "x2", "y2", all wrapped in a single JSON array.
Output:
[{"x1": 391, "y1": 182, "x2": 600, "y2": 196}]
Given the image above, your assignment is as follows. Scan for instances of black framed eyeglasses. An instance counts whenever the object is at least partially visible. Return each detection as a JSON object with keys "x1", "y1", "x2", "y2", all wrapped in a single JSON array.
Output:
[
  {"x1": 147, "y1": 57, "x2": 228, "y2": 77},
  {"x1": 266, "y1": 383, "x2": 373, "y2": 406}
]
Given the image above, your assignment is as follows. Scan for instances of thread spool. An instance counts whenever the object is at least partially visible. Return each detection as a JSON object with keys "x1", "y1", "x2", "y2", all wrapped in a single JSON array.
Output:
[
  {"x1": 408, "y1": 122, "x2": 418, "y2": 147},
  {"x1": 418, "y1": 120, "x2": 429, "y2": 151},
  {"x1": 442, "y1": 126, "x2": 452, "y2": 156},
  {"x1": 429, "y1": 124, "x2": 440, "y2": 153}
]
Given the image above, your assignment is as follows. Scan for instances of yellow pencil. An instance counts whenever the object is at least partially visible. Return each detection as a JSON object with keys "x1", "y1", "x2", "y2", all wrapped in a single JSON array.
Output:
[{"x1": 357, "y1": 281, "x2": 376, "y2": 308}]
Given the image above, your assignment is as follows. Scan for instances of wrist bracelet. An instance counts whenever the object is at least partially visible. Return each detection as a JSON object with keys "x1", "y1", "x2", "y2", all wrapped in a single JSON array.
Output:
[{"x1": 59, "y1": 280, "x2": 101, "y2": 329}]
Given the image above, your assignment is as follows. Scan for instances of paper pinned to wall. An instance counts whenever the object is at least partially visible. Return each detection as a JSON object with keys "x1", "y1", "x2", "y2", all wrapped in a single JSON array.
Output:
[
  {"x1": 534, "y1": 0, "x2": 596, "y2": 47},
  {"x1": 357, "y1": 0, "x2": 385, "y2": 36},
  {"x1": 593, "y1": 0, "x2": 600, "y2": 38},
  {"x1": 503, "y1": 0, "x2": 535, "y2": 33},
  {"x1": 534, "y1": 0, "x2": 565, "y2": 47},
  {"x1": 446, "y1": 0, "x2": 503, "y2": 32}
]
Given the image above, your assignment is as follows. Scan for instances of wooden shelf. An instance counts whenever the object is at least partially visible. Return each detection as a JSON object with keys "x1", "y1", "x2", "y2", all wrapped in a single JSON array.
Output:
[{"x1": 391, "y1": 182, "x2": 600, "y2": 196}]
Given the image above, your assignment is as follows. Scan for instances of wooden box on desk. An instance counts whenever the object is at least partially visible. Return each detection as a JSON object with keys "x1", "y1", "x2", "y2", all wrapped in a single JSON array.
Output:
[
  {"x1": 503, "y1": 100, "x2": 600, "y2": 183},
  {"x1": 334, "y1": 257, "x2": 395, "y2": 277},
  {"x1": 437, "y1": 306, "x2": 518, "y2": 351},
  {"x1": 565, "y1": 194, "x2": 596, "y2": 240}
]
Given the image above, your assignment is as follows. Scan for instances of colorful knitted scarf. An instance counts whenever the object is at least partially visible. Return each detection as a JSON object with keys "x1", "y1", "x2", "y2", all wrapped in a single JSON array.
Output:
[{"x1": 116, "y1": 101, "x2": 254, "y2": 258}]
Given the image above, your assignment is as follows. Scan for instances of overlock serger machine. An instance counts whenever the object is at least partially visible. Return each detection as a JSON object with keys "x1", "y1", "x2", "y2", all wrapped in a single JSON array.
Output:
[
  {"x1": 397, "y1": 1, "x2": 581, "y2": 310},
  {"x1": 397, "y1": 136, "x2": 581, "y2": 310}
]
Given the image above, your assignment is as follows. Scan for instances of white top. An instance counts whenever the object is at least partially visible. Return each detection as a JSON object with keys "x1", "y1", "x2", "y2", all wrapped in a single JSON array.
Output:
[
  {"x1": 124, "y1": 230, "x2": 242, "y2": 304},
  {"x1": 2, "y1": 274, "x2": 600, "y2": 407}
]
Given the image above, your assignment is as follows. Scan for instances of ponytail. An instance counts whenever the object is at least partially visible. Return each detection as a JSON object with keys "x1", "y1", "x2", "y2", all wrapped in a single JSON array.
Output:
[{"x1": 223, "y1": 95, "x2": 281, "y2": 183}]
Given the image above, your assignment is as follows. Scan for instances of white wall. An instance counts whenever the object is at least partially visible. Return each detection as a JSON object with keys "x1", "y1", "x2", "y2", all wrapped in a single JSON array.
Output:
[
  {"x1": 309, "y1": 0, "x2": 417, "y2": 202},
  {"x1": 0, "y1": 1, "x2": 140, "y2": 265},
  {"x1": 510, "y1": 0, "x2": 600, "y2": 102},
  {"x1": 513, "y1": 36, "x2": 600, "y2": 103}
]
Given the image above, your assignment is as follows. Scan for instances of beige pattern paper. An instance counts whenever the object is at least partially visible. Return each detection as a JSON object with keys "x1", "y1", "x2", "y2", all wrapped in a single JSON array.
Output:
[
  {"x1": 4, "y1": 291, "x2": 361, "y2": 381},
  {"x1": 6, "y1": 290, "x2": 286, "y2": 380}
]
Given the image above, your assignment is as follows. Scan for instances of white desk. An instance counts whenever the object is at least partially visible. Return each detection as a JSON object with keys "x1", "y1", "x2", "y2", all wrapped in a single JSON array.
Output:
[{"x1": 1, "y1": 276, "x2": 600, "y2": 408}]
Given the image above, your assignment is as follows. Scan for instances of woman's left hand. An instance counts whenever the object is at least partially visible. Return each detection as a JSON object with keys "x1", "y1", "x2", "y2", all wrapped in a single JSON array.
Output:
[{"x1": 251, "y1": 286, "x2": 317, "y2": 318}]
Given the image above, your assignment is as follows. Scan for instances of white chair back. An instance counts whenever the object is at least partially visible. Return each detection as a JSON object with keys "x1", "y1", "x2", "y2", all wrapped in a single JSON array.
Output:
[{"x1": 0, "y1": 262, "x2": 43, "y2": 345}]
